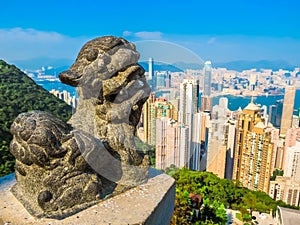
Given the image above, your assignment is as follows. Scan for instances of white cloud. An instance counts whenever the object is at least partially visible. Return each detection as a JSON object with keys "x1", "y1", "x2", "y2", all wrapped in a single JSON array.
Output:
[
  {"x1": 134, "y1": 31, "x2": 162, "y2": 39},
  {"x1": 163, "y1": 34, "x2": 300, "y2": 64},
  {"x1": 2, "y1": 28, "x2": 300, "y2": 66},
  {"x1": 1, "y1": 28, "x2": 64, "y2": 42},
  {"x1": 207, "y1": 37, "x2": 217, "y2": 44},
  {"x1": 0, "y1": 28, "x2": 89, "y2": 61},
  {"x1": 122, "y1": 30, "x2": 163, "y2": 40},
  {"x1": 122, "y1": 30, "x2": 132, "y2": 36}
]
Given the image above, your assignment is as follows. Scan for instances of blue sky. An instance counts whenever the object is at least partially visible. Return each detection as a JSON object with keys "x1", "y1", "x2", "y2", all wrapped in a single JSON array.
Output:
[{"x1": 1, "y1": 0, "x2": 300, "y2": 67}]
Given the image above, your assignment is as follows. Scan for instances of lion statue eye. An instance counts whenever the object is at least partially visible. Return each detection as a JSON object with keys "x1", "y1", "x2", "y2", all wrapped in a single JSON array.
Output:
[{"x1": 86, "y1": 48, "x2": 99, "y2": 62}]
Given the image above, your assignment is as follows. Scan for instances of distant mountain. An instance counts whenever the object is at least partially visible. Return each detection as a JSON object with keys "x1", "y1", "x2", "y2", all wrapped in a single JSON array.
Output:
[
  {"x1": 139, "y1": 60, "x2": 298, "y2": 72},
  {"x1": 139, "y1": 61, "x2": 183, "y2": 72},
  {"x1": 0, "y1": 60, "x2": 72, "y2": 177},
  {"x1": 10, "y1": 57, "x2": 73, "y2": 70},
  {"x1": 9, "y1": 57, "x2": 298, "y2": 73},
  {"x1": 40, "y1": 65, "x2": 70, "y2": 76},
  {"x1": 214, "y1": 60, "x2": 298, "y2": 72},
  {"x1": 173, "y1": 62, "x2": 204, "y2": 70}
]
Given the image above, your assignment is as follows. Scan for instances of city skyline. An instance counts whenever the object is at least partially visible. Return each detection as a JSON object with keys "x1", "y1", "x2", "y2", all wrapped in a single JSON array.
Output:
[{"x1": 1, "y1": 0, "x2": 300, "y2": 66}]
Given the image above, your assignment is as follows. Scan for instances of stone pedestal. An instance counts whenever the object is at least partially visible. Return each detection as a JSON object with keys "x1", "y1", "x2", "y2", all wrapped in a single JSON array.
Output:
[{"x1": 0, "y1": 169, "x2": 175, "y2": 225}]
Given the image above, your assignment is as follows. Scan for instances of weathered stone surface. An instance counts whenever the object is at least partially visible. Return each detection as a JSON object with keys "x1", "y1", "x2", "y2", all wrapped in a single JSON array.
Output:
[
  {"x1": 9, "y1": 36, "x2": 151, "y2": 218},
  {"x1": 60, "y1": 36, "x2": 151, "y2": 186},
  {"x1": 0, "y1": 169, "x2": 175, "y2": 225},
  {"x1": 10, "y1": 111, "x2": 106, "y2": 218}
]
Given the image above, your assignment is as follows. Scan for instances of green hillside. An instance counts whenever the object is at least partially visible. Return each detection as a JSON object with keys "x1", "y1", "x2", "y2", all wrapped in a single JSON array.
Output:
[
  {"x1": 0, "y1": 60, "x2": 72, "y2": 177},
  {"x1": 170, "y1": 167, "x2": 299, "y2": 224}
]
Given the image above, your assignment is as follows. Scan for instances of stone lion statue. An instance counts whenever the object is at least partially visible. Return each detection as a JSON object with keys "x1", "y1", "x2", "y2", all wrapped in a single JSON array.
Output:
[{"x1": 10, "y1": 36, "x2": 151, "y2": 218}]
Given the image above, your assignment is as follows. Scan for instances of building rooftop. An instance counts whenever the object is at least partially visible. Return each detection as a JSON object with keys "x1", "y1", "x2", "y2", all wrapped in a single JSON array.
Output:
[
  {"x1": 278, "y1": 206, "x2": 300, "y2": 225},
  {"x1": 244, "y1": 102, "x2": 260, "y2": 111},
  {"x1": 255, "y1": 121, "x2": 266, "y2": 129}
]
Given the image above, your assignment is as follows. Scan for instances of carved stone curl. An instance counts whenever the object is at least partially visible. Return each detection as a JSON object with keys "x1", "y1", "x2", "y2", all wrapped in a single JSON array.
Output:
[{"x1": 10, "y1": 36, "x2": 151, "y2": 218}]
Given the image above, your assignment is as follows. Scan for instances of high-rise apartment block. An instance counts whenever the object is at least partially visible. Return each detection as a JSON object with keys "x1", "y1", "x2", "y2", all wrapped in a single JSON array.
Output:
[
  {"x1": 207, "y1": 97, "x2": 236, "y2": 179},
  {"x1": 266, "y1": 127, "x2": 280, "y2": 173},
  {"x1": 155, "y1": 117, "x2": 191, "y2": 170},
  {"x1": 269, "y1": 99, "x2": 283, "y2": 128},
  {"x1": 275, "y1": 138, "x2": 285, "y2": 169},
  {"x1": 270, "y1": 127, "x2": 300, "y2": 206},
  {"x1": 143, "y1": 94, "x2": 178, "y2": 145},
  {"x1": 280, "y1": 128, "x2": 300, "y2": 169},
  {"x1": 232, "y1": 101, "x2": 274, "y2": 193},
  {"x1": 206, "y1": 98, "x2": 228, "y2": 178},
  {"x1": 178, "y1": 79, "x2": 204, "y2": 170},
  {"x1": 155, "y1": 71, "x2": 171, "y2": 89},
  {"x1": 280, "y1": 86, "x2": 296, "y2": 136},
  {"x1": 50, "y1": 89, "x2": 78, "y2": 109},
  {"x1": 282, "y1": 128, "x2": 300, "y2": 177},
  {"x1": 156, "y1": 71, "x2": 166, "y2": 89},
  {"x1": 224, "y1": 119, "x2": 236, "y2": 179},
  {"x1": 284, "y1": 141, "x2": 300, "y2": 181},
  {"x1": 249, "y1": 73, "x2": 257, "y2": 91},
  {"x1": 201, "y1": 95, "x2": 212, "y2": 112},
  {"x1": 292, "y1": 115, "x2": 300, "y2": 128},
  {"x1": 269, "y1": 176, "x2": 300, "y2": 207},
  {"x1": 191, "y1": 112, "x2": 209, "y2": 171},
  {"x1": 179, "y1": 79, "x2": 200, "y2": 125}
]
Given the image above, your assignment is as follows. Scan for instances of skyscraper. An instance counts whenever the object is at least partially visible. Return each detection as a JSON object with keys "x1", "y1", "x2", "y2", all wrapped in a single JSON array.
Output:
[
  {"x1": 280, "y1": 86, "x2": 296, "y2": 136},
  {"x1": 284, "y1": 141, "x2": 300, "y2": 181},
  {"x1": 179, "y1": 79, "x2": 200, "y2": 126},
  {"x1": 206, "y1": 98, "x2": 228, "y2": 178},
  {"x1": 203, "y1": 61, "x2": 212, "y2": 96},
  {"x1": 143, "y1": 93, "x2": 156, "y2": 145},
  {"x1": 191, "y1": 112, "x2": 206, "y2": 171},
  {"x1": 266, "y1": 127, "x2": 280, "y2": 173},
  {"x1": 270, "y1": 128, "x2": 300, "y2": 207},
  {"x1": 155, "y1": 117, "x2": 190, "y2": 170},
  {"x1": 269, "y1": 99, "x2": 283, "y2": 128},
  {"x1": 179, "y1": 79, "x2": 201, "y2": 169},
  {"x1": 201, "y1": 95, "x2": 212, "y2": 112},
  {"x1": 282, "y1": 127, "x2": 300, "y2": 172},
  {"x1": 249, "y1": 73, "x2": 257, "y2": 91},
  {"x1": 156, "y1": 71, "x2": 167, "y2": 89},
  {"x1": 148, "y1": 57, "x2": 156, "y2": 90},
  {"x1": 232, "y1": 101, "x2": 274, "y2": 193},
  {"x1": 207, "y1": 97, "x2": 235, "y2": 179},
  {"x1": 224, "y1": 119, "x2": 236, "y2": 180},
  {"x1": 148, "y1": 57, "x2": 154, "y2": 80}
]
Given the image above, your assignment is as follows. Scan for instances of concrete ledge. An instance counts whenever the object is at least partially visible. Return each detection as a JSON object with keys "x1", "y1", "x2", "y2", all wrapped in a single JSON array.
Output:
[{"x1": 0, "y1": 169, "x2": 175, "y2": 225}]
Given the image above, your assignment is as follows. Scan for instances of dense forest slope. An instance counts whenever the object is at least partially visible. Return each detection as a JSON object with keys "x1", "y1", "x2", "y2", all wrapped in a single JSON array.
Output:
[
  {"x1": 170, "y1": 168, "x2": 299, "y2": 224},
  {"x1": 0, "y1": 60, "x2": 72, "y2": 176}
]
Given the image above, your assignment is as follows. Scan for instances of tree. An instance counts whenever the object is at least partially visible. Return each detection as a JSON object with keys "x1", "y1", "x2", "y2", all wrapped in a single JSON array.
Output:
[
  {"x1": 0, "y1": 60, "x2": 72, "y2": 177},
  {"x1": 170, "y1": 168, "x2": 299, "y2": 224}
]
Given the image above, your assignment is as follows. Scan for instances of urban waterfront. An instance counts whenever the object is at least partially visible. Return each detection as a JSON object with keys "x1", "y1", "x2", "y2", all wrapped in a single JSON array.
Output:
[
  {"x1": 213, "y1": 89, "x2": 300, "y2": 113},
  {"x1": 36, "y1": 80, "x2": 77, "y2": 97},
  {"x1": 37, "y1": 79, "x2": 300, "y2": 114},
  {"x1": 2, "y1": 0, "x2": 300, "y2": 224}
]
